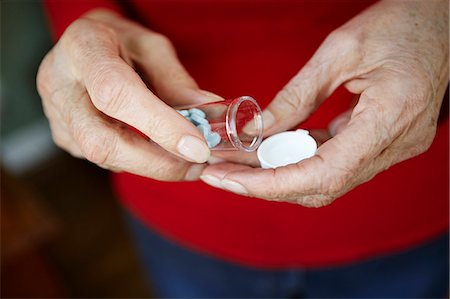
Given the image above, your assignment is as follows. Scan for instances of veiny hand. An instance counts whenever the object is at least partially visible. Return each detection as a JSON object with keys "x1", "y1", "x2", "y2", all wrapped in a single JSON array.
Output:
[
  {"x1": 201, "y1": 0, "x2": 449, "y2": 207},
  {"x1": 37, "y1": 9, "x2": 223, "y2": 181}
]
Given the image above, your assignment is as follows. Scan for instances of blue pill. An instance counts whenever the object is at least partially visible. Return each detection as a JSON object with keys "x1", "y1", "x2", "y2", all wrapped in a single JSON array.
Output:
[
  {"x1": 176, "y1": 109, "x2": 189, "y2": 117},
  {"x1": 190, "y1": 113, "x2": 209, "y2": 126},
  {"x1": 196, "y1": 124, "x2": 211, "y2": 136},
  {"x1": 189, "y1": 108, "x2": 206, "y2": 118},
  {"x1": 206, "y1": 132, "x2": 221, "y2": 148}
]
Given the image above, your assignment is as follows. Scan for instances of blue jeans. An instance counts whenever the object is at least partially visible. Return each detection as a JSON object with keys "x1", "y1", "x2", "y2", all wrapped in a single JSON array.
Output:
[{"x1": 126, "y1": 214, "x2": 449, "y2": 298}]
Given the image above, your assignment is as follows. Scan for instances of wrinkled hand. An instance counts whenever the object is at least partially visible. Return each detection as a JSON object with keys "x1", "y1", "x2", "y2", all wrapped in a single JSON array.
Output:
[
  {"x1": 201, "y1": 0, "x2": 448, "y2": 206},
  {"x1": 37, "y1": 9, "x2": 222, "y2": 181}
]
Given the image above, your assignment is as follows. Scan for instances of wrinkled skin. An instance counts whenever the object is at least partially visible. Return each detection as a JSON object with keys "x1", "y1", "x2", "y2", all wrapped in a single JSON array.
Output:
[
  {"x1": 38, "y1": 1, "x2": 448, "y2": 207},
  {"x1": 201, "y1": 0, "x2": 449, "y2": 207},
  {"x1": 37, "y1": 10, "x2": 223, "y2": 181}
]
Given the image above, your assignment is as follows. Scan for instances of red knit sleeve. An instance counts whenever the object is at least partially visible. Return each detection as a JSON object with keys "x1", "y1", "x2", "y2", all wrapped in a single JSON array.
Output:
[{"x1": 44, "y1": 0, "x2": 125, "y2": 40}]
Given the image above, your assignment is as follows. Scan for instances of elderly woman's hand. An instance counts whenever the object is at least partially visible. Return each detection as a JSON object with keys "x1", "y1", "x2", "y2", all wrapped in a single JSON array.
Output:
[
  {"x1": 37, "y1": 9, "x2": 222, "y2": 181},
  {"x1": 201, "y1": 0, "x2": 448, "y2": 206}
]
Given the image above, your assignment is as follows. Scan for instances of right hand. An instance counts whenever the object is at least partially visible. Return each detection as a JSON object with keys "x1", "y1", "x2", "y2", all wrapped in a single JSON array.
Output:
[
  {"x1": 201, "y1": 0, "x2": 448, "y2": 206},
  {"x1": 37, "y1": 9, "x2": 223, "y2": 181}
]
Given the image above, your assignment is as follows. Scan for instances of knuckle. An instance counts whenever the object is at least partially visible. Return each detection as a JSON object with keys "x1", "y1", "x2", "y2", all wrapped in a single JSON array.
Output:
[
  {"x1": 64, "y1": 18, "x2": 116, "y2": 45},
  {"x1": 89, "y1": 66, "x2": 129, "y2": 114},
  {"x1": 324, "y1": 28, "x2": 364, "y2": 66},
  {"x1": 149, "y1": 33, "x2": 173, "y2": 48},
  {"x1": 379, "y1": 77, "x2": 429, "y2": 116},
  {"x1": 146, "y1": 117, "x2": 174, "y2": 143},
  {"x1": 36, "y1": 53, "x2": 54, "y2": 97},
  {"x1": 318, "y1": 170, "x2": 351, "y2": 199},
  {"x1": 421, "y1": 127, "x2": 437, "y2": 151},
  {"x1": 266, "y1": 168, "x2": 307, "y2": 202},
  {"x1": 84, "y1": 8, "x2": 121, "y2": 20},
  {"x1": 353, "y1": 100, "x2": 394, "y2": 148},
  {"x1": 153, "y1": 163, "x2": 186, "y2": 181},
  {"x1": 406, "y1": 124, "x2": 436, "y2": 158},
  {"x1": 308, "y1": 153, "x2": 353, "y2": 200},
  {"x1": 326, "y1": 177, "x2": 347, "y2": 198},
  {"x1": 48, "y1": 123, "x2": 82, "y2": 158},
  {"x1": 275, "y1": 85, "x2": 304, "y2": 115},
  {"x1": 61, "y1": 18, "x2": 117, "y2": 61},
  {"x1": 51, "y1": 131, "x2": 65, "y2": 149},
  {"x1": 61, "y1": 19, "x2": 91, "y2": 48},
  {"x1": 326, "y1": 28, "x2": 361, "y2": 52},
  {"x1": 417, "y1": 140, "x2": 434, "y2": 156},
  {"x1": 50, "y1": 129, "x2": 68, "y2": 150},
  {"x1": 264, "y1": 169, "x2": 290, "y2": 200},
  {"x1": 264, "y1": 189, "x2": 287, "y2": 201},
  {"x1": 406, "y1": 85, "x2": 431, "y2": 114},
  {"x1": 74, "y1": 125, "x2": 116, "y2": 165},
  {"x1": 297, "y1": 194, "x2": 335, "y2": 208},
  {"x1": 132, "y1": 32, "x2": 174, "y2": 57}
]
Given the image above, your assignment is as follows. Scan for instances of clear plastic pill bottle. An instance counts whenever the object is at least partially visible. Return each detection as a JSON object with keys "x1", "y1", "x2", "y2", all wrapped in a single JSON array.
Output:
[{"x1": 177, "y1": 96, "x2": 264, "y2": 152}]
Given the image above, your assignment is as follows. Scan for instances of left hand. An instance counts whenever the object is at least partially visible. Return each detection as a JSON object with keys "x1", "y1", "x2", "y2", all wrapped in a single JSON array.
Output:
[
  {"x1": 37, "y1": 9, "x2": 222, "y2": 182},
  {"x1": 201, "y1": 0, "x2": 449, "y2": 207}
]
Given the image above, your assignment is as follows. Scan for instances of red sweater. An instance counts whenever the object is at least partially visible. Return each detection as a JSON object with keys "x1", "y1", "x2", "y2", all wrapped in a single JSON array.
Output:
[{"x1": 45, "y1": 0, "x2": 449, "y2": 268}]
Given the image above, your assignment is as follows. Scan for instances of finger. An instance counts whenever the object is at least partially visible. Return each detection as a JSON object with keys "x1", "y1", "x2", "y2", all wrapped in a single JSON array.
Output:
[
  {"x1": 328, "y1": 94, "x2": 359, "y2": 136},
  {"x1": 210, "y1": 150, "x2": 260, "y2": 167},
  {"x1": 130, "y1": 34, "x2": 224, "y2": 106},
  {"x1": 208, "y1": 129, "x2": 331, "y2": 168},
  {"x1": 64, "y1": 19, "x2": 210, "y2": 163},
  {"x1": 260, "y1": 31, "x2": 362, "y2": 135},
  {"x1": 201, "y1": 89, "x2": 395, "y2": 206},
  {"x1": 49, "y1": 121, "x2": 84, "y2": 158},
  {"x1": 65, "y1": 86, "x2": 205, "y2": 181},
  {"x1": 40, "y1": 90, "x2": 84, "y2": 158},
  {"x1": 201, "y1": 158, "x2": 337, "y2": 207},
  {"x1": 85, "y1": 11, "x2": 224, "y2": 106},
  {"x1": 328, "y1": 110, "x2": 352, "y2": 136},
  {"x1": 200, "y1": 163, "x2": 254, "y2": 190}
]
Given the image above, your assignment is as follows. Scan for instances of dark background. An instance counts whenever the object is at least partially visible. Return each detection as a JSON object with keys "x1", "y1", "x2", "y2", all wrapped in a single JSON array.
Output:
[{"x1": 1, "y1": 1, "x2": 151, "y2": 297}]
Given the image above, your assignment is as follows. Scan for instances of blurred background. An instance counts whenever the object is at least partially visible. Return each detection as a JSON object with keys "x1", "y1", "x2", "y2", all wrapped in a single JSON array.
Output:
[{"x1": 1, "y1": 1, "x2": 151, "y2": 297}]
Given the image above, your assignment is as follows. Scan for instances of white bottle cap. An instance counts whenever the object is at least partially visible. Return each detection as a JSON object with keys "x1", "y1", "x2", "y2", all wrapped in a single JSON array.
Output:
[{"x1": 257, "y1": 129, "x2": 317, "y2": 169}]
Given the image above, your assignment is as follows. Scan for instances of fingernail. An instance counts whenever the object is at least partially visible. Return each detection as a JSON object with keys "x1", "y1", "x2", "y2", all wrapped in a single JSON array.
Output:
[
  {"x1": 198, "y1": 89, "x2": 225, "y2": 102},
  {"x1": 261, "y1": 110, "x2": 275, "y2": 131},
  {"x1": 178, "y1": 89, "x2": 224, "y2": 106},
  {"x1": 221, "y1": 179, "x2": 248, "y2": 195},
  {"x1": 207, "y1": 156, "x2": 225, "y2": 165},
  {"x1": 200, "y1": 175, "x2": 222, "y2": 188},
  {"x1": 177, "y1": 136, "x2": 210, "y2": 163},
  {"x1": 185, "y1": 164, "x2": 206, "y2": 181}
]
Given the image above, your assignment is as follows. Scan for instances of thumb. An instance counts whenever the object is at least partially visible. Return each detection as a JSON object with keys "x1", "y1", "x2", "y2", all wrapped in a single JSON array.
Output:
[{"x1": 261, "y1": 32, "x2": 359, "y2": 135}]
